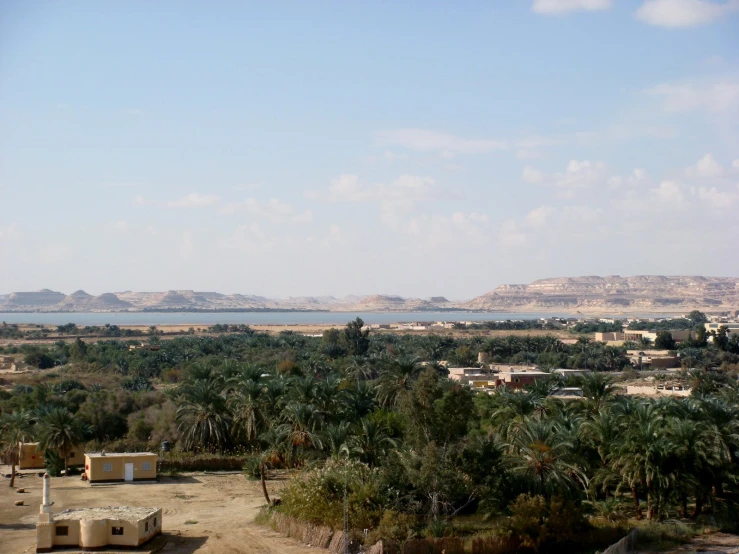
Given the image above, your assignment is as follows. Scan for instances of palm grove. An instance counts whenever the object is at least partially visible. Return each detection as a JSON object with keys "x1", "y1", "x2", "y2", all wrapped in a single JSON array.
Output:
[{"x1": 1, "y1": 316, "x2": 739, "y2": 551}]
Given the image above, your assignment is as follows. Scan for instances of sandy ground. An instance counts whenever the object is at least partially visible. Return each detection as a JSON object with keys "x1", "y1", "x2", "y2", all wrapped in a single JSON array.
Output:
[
  {"x1": 640, "y1": 533, "x2": 739, "y2": 553},
  {"x1": 0, "y1": 470, "x2": 324, "y2": 554}
]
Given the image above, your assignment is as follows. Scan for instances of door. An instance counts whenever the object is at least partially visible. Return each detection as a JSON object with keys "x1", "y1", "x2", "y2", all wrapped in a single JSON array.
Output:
[{"x1": 124, "y1": 463, "x2": 134, "y2": 482}]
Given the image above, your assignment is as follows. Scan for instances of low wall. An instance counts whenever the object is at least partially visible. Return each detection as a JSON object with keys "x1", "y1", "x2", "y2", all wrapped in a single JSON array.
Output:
[
  {"x1": 601, "y1": 529, "x2": 638, "y2": 554},
  {"x1": 265, "y1": 511, "x2": 399, "y2": 553}
]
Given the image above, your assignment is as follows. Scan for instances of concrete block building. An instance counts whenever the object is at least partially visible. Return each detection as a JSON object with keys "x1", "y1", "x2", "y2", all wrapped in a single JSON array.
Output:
[
  {"x1": 19, "y1": 442, "x2": 85, "y2": 470},
  {"x1": 84, "y1": 452, "x2": 157, "y2": 483},
  {"x1": 36, "y1": 473, "x2": 162, "y2": 552}
]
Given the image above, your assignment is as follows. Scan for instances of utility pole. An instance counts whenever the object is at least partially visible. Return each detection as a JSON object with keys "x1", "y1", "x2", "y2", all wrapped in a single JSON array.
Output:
[{"x1": 343, "y1": 457, "x2": 349, "y2": 554}]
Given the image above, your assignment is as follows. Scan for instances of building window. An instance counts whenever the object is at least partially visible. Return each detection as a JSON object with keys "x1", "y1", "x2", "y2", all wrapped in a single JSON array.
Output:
[
  {"x1": 103, "y1": 463, "x2": 112, "y2": 472},
  {"x1": 56, "y1": 526, "x2": 69, "y2": 536},
  {"x1": 68, "y1": 452, "x2": 75, "y2": 459},
  {"x1": 142, "y1": 462, "x2": 151, "y2": 471},
  {"x1": 145, "y1": 521, "x2": 149, "y2": 532},
  {"x1": 154, "y1": 517, "x2": 157, "y2": 527},
  {"x1": 112, "y1": 527, "x2": 124, "y2": 536}
]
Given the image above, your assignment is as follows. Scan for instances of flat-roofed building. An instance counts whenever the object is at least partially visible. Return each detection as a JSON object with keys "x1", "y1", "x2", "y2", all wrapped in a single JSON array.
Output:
[
  {"x1": 36, "y1": 473, "x2": 162, "y2": 553},
  {"x1": 19, "y1": 442, "x2": 85, "y2": 470},
  {"x1": 84, "y1": 452, "x2": 157, "y2": 483},
  {"x1": 493, "y1": 370, "x2": 551, "y2": 390},
  {"x1": 705, "y1": 322, "x2": 739, "y2": 338}
]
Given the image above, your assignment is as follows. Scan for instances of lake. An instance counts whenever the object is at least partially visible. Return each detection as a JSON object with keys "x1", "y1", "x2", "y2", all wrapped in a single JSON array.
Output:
[{"x1": 0, "y1": 311, "x2": 582, "y2": 326}]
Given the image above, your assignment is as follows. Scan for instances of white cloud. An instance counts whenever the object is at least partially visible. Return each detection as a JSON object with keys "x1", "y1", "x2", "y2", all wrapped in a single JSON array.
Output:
[
  {"x1": 168, "y1": 192, "x2": 220, "y2": 208},
  {"x1": 396, "y1": 211, "x2": 489, "y2": 248},
  {"x1": 522, "y1": 167, "x2": 544, "y2": 184},
  {"x1": 525, "y1": 206, "x2": 556, "y2": 227},
  {"x1": 686, "y1": 153, "x2": 724, "y2": 178},
  {"x1": 609, "y1": 168, "x2": 648, "y2": 189},
  {"x1": 732, "y1": 159, "x2": 739, "y2": 169},
  {"x1": 376, "y1": 128, "x2": 506, "y2": 155},
  {"x1": 693, "y1": 185, "x2": 738, "y2": 209},
  {"x1": 221, "y1": 198, "x2": 313, "y2": 224},
  {"x1": 531, "y1": 0, "x2": 611, "y2": 14},
  {"x1": 653, "y1": 180, "x2": 686, "y2": 205},
  {"x1": 647, "y1": 79, "x2": 739, "y2": 112},
  {"x1": 523, "y1": 160, "x2": 606, "y2": 193},
  {"x1": 498, "y1": 204, "x2": 604, "y2": 248},
  {"x1": 307, "y1": 174, "x2": 436, "y2": 208},
  {"x1": 635, "y1": 0, "x2": 739, "y2": 28}
]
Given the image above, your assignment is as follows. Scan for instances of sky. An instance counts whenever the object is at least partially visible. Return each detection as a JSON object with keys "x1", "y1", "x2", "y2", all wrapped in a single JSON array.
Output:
[{"x1": 1, "y1": 0, "x2": 738, "y2": 300}]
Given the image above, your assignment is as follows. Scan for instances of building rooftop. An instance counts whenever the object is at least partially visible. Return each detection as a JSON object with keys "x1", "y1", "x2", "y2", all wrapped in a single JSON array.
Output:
[
  {"x1": 55, "y1": 506, "x2": 159, "y2": 521},
  {"x1": 86, "y1": 452, "x2": 156, "y2": 458}
]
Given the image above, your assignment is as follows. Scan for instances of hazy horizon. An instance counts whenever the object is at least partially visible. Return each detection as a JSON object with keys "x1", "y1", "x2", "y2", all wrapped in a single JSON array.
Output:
[{"x1": 2, "y1": 1, "x2": 738, "y2": 298}]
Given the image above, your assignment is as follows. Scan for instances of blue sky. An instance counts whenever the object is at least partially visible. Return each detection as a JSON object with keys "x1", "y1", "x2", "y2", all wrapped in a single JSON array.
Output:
[{"x1": 1, "y1": 0, "x2": 738, "y2": 299}]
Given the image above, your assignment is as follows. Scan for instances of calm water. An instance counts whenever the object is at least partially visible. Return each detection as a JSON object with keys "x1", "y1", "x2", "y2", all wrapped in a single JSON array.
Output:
[{"x1": 0, "y1": 311, "x2": 582, "y2": 326}]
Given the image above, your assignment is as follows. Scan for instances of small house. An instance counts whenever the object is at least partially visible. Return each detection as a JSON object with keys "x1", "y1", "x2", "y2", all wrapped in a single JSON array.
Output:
[
  {"x1": 36, "y1": 473, "x2": 162, "y2": 552},
  {"x1": 84, "y1": 452, "x2": 157, "y2": 483},
  {"x1": 19, "y1": 442, "x2": 85, "y2": 470}
]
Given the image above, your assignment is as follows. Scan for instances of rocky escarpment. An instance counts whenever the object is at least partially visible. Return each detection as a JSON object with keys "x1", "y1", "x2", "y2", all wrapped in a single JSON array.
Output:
[
  {"x1": 462, "y1": 276, "x2": 739, "y2": 311},
  {"x1": 1, "y1": 277, "x2": 737, "y2": 313}
]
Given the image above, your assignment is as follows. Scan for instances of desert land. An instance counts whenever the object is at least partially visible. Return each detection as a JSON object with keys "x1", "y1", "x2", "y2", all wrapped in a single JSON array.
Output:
[{"x1": 0, "y1": 470, "x2": 322, "y2": 554}]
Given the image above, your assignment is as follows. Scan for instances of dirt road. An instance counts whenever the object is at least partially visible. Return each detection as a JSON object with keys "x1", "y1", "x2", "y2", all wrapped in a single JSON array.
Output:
[{"x1": 0, "y1": 471, "x2": 324, "y2": 553}]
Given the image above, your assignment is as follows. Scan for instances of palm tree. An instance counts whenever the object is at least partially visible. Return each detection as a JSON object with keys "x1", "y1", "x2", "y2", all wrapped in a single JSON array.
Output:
[
  {"x1": 256, "y1": 425, "x2": 289, "y2": 505},
  {"x1": 376, "y1": 355, "x2": 422, "y2": 408},
  {"x1": 1, "y1": 410, "x2": 34, "y2": 487},
  {"x1": 351, "y1": 418, "x2": 397, "y2": 467},
  {"x1": 338, "y1": 381, "x2": 377, "y2": 421},
  {"x1": 581, "y1": 373, "x2": 615, "y2": 415},
  {"x1": 507, "y1": 418, "x2": 586, "y2": 498},
  {"x1": 36, "y1": 407, "x2": 85, "y2": 477},
  {"x1": 609, "y1": 402, "x2": 669, "y2": 520},
  {"x1": 227, "y1": 378, "x2": 267, "y2": 447},
  {"x1": 277, "y1": 402, "x2": 323, "y2": 464},
  {"x1": 321, "y1": 421, "x2": 353, "y2": 459},
  {"x1": 665, "y1": 417, "x2": 726, "y2": 518},
  {"x1": 491, "y1": 388, "x2": 543, "y2": 440},
  {"x1": 175, "y1": 380, "x2": 232, "y2": 452}
]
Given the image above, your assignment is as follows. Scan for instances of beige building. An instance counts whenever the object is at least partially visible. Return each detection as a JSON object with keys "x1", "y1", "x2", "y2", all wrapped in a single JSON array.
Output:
[
  {"x1": 84, "y1": 452, "x2": 157, "y2": 483},
  {"x1": 0, "y1": 355, "x2": 17, "y2": 371},
  {"x1": 705, "y1": 322, "x2": 739, "y2": 338},
  {"x1": 36, "y1": 474, "x2": 162, "y2": 553},
  {"x1": 596, "y1": 330, "x2": 692, "y2": 344},
  {"x1": 626, "y1": 384, "x2": 691, "y2": 397},
  {"x1": 19, "y1": 443, "x2": 85, "y2": 471}
]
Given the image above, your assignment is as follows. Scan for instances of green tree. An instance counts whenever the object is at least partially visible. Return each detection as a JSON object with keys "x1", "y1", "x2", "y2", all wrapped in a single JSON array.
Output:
[
  {"x1": 686, "y1": 310, "x2": 708, "y2": 325},
  {"x1": 344, "y1": 317, "x2": 370, "y2": 356},
  {"x1": 36, "y1": 407, "x2": 85, "y2": 477},
  {"x1": 654, "y1": 331, "x2": 676, "y2": 350},
  {"x1": 1, "y1": 410, "x2": 34, "y2": 487},
  {"x1": 175, "y1": 380, "x2": 232, "y2": 452}
]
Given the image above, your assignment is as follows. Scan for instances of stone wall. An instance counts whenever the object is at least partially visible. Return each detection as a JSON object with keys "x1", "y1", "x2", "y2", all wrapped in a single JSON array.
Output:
[{"x1": 601, "y1": 529, "x2": 638, "y2": 554}]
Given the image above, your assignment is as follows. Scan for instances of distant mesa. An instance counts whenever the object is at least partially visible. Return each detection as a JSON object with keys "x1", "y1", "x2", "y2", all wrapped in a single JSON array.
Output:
[
  {"x1": 8, "y1": 290, "x2": 66, "y2": 306},
  {"x1": 462, "y1": 275, "x2": 739, "y2": 311},
  {"x1": 1, "y1": 276, "x2": 738, "y2": 313},
  {"x1": 89, "y1": 293, "x2": 133, "y2": 308}
]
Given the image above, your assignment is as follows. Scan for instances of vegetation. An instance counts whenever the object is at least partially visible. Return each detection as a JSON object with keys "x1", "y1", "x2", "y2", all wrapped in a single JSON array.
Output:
[{"x1": 1, "y1": 316, "x2": 738, "y2": 552}]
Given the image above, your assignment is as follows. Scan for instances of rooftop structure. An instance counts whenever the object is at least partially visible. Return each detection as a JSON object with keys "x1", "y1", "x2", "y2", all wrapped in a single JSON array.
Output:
[{"x1": 36, "y1": 473, "x2": 162, "y2": 553}]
